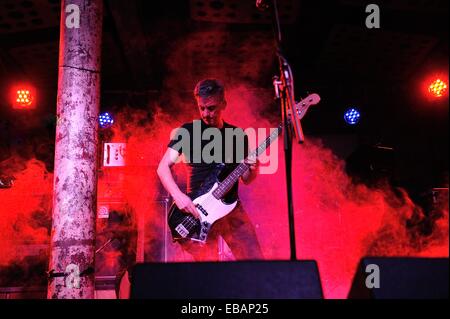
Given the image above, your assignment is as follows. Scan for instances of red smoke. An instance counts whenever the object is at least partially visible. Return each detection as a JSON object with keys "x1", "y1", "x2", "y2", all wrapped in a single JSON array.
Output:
[
  {"x1": 0, "y1": 158, "x2": 52, "y2": 266},
  {"x1": 226, "y1": 86, "x2": 447, "y2": 298}
]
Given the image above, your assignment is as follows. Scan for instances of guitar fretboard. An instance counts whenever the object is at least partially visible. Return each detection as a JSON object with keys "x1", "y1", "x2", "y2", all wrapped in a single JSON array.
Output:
[{"x1": 212, "y1": 126, "x2": 282, "y2": 199}]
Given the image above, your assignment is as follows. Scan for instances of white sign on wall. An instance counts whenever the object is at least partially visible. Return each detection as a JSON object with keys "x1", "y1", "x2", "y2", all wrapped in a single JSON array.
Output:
[
  {"x1": 103, "y1": 143, "x2": 126, "y2": 167},
  {"x1": 97, "y1": 205, "x2": 110, "y2": 219}
]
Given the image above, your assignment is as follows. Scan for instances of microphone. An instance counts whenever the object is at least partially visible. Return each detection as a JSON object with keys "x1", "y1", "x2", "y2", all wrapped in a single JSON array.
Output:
[{"x1": 256, "y1": 0, "x2": 270, "y2": 11}]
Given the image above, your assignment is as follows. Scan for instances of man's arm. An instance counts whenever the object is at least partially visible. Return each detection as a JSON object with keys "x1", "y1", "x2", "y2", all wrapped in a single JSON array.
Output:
[{"x1": 157, "y1": 148, "x2": 199, "y2": 218}]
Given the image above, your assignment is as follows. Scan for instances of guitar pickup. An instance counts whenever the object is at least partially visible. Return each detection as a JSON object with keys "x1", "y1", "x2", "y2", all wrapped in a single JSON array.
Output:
[{"x1": 195, "y1": 204, "x2": 208, "y2": 216}]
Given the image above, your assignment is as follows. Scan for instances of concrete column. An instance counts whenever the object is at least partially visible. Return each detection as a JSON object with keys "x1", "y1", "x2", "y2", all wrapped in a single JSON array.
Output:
[{"x1": 48, "y1": 0, "x2": 103, "y2": 299}]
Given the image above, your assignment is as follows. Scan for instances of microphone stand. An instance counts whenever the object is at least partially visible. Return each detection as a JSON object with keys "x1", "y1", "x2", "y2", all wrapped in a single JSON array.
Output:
[{"x1": 261, "y1": 0, "x2": 305, "y2": 261}]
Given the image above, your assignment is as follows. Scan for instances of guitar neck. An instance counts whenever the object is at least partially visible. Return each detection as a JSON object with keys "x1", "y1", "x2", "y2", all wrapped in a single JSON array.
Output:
[{"x1": 212, "y1": 126, "x2": 281, "y2": 199}]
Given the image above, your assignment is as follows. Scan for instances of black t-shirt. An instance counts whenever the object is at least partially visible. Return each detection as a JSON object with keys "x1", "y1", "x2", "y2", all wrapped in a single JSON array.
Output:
[{"x1": 168, "y1": 119, "x2": 248, "y2": 201}]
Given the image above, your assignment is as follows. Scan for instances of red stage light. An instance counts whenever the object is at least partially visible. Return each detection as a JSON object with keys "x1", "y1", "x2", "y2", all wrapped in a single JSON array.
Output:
[
  {"x1": 12, "y1": 86, "x2": 36, "y2": 109},
  {"x1": 428, "y1": 79, "x2": 448, "y2": 98}
]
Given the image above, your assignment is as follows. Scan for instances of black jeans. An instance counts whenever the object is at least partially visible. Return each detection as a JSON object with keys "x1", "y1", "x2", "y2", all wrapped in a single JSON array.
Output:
[{"x1": 179, "y1": 203, "x2": 263, "y2": 261}]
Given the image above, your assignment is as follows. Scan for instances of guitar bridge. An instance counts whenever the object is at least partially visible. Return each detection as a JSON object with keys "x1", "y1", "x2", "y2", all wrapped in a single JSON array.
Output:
[{"x1": 175, "y1": 224, "x2": 189, "y2": 238}]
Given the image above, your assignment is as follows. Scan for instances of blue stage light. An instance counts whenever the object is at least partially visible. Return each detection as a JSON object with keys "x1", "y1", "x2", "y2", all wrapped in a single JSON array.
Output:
[
  {"x1": 344, "y1": 108, "x2": 361, "y2": 125},
  {"x1": 99, "y1": 112, "x2": 114, "y2": 128}
]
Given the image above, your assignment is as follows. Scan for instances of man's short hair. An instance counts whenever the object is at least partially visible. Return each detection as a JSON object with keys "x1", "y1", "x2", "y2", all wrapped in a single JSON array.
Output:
[{"x1": 193, "y1": 79, "x2": 225, "y2": 101}]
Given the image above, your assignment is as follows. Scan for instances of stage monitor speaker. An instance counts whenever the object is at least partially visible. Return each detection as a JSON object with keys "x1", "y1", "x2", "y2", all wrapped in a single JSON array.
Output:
[
  {"x1": 348, "y1": 257, "x2": 448, "y2": 299},
  {"x1": 130, "y1": 260, "x2": 323, "y2": 299}
]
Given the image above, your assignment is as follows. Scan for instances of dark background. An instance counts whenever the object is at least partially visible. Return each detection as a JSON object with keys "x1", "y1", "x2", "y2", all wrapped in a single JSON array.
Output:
[{"x1": 0, "y1": 0, "x2": 448, "y2": 197}]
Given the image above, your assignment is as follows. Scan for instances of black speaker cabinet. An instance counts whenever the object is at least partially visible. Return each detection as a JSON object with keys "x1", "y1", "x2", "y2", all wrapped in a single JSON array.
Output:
[
  {"x1": 348, "y1": 258, "x2": 449, "y2": 299},
  {"x1": 130, "y1": 260, "x2": 323, "y2": 299}
]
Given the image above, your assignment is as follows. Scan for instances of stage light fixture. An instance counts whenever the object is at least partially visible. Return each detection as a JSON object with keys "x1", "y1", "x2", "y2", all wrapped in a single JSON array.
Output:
[
  {"x1": 344, "y1": 108, "x2": 361, "y2": 125},
  {"x1": 428, "y1": 79, "x2": 447, "y2": 98},
  {"x1": 12, "y1": 86, "x2": 36, "y2": 109},
  {"x1": 99, "y1": 112, "x2": 114, "y2": 128}
]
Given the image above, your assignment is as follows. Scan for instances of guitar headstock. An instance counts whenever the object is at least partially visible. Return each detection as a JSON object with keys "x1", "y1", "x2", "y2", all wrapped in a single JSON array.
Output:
[
  {"x1": 298, "y1": 93, "x2": 321, "y2": 108},
  {"x1": 295, "y1": 93, "x2": 321, "y2": 120},
  {"x1": 277, "y1": 93, "x2": 321, "y2": 134}
]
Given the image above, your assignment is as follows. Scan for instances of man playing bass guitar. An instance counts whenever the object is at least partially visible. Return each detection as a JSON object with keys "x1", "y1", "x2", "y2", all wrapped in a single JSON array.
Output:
[{"x1": 157, "y1": 79, "x2": 264, "y2": 261}]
